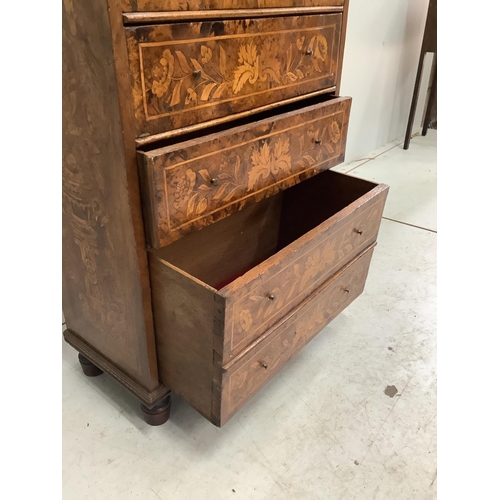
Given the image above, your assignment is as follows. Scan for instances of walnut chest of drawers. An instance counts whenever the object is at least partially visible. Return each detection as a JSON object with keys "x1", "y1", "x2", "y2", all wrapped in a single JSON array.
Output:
[{"x1": 63, "y1": 0, "x2": 388, "y2": 427}]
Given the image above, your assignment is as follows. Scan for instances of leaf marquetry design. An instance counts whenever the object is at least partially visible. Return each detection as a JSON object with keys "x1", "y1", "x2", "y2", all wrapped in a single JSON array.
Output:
[
  {"x1": 144, "y1": 32, "x2": 331, "y2": 113},
  {"x1": 164, "y1": 112, "x2": 344, "y2": 231}
]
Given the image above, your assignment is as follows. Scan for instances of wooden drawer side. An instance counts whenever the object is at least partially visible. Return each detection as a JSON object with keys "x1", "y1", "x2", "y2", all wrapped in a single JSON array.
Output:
[{"x1": 149, "y1": 256, "x2": 222, "y2": 422}]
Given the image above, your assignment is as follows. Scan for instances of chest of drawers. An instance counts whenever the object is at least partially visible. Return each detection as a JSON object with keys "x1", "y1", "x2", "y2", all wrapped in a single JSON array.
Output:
[{"x1": 63, "y1": 0, "x2": 388, "y2": 426}]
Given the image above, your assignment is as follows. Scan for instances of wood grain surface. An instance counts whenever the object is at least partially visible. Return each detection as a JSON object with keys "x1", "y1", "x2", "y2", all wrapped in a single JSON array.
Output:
[
  {"x1": 138, "y1": 96, "x2": 351, "y2": 247},
  {"x1": 64, "y1": 329, "x2": 170, "y2": 407},
  {"x1": 62, "y1": 0, "x2": 160, "y2": 392},
  {"x1": 148, "y1": 170, "x2": 388, "y2": 425},
  {"x1": 123, "y1": 7, "x2": 344, "y2": 24},
  {"x1": 121, "y1": 1, "x2": 345, "y2": 13},
  {"x1": 126, "y1": 14, "x2": 342, "y2": 138},
  {"x1": 63, "y1": 0, "x2": 361, "y2": 427},
  {"x1": 149, "y1": 256, "x2": 219, "y2": 420},
  {"x1": 152, "y1": 195, "x2": 284, "y2": 288}
]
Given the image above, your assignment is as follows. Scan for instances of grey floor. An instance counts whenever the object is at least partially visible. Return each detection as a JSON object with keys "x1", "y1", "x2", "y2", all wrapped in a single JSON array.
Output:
[{"x1": 62, "y1": 131, "x2": 437, "y2": 500}]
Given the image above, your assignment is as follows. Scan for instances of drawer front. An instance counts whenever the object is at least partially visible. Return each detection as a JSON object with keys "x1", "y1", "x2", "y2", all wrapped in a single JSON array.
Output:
[
  {"x1": 220, "y1": 245, "x2": 375, "y2": 425},
  {"x1": 126, "y1": 14, "x2": 342, "y2": 139},
  {"x1": 122, "y1": 1, "x2": 345, "y2": 11},
  {"x1": 222, "y1": 182, "x2": 387, "y2": 360},
  {"x1": 138, "y1": 96, "x2": 351, "y2": 248}
]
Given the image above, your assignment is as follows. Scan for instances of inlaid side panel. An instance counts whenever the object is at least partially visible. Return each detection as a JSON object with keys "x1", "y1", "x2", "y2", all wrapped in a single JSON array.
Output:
[
  {"x1": 219, "y1": 245, "x2": 375, "y2": 426},
  {"x1": 62, "y1": 0, "x2": 159, "y2": 391},
  {"x1": 121, "y1": 1, "x2": 345, "y2": 13},
  {"x1": 126, "y1": 14, "x2": 342, "y2": 138}
]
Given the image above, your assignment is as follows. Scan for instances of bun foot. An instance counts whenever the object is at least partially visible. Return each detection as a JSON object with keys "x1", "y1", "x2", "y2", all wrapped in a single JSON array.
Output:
[
  {"x1": 78, "y1": 354, "x2": 104, "y2": 377},
  {"x1": 141, "y1": 395, "x2": 171, "y2": 426}
]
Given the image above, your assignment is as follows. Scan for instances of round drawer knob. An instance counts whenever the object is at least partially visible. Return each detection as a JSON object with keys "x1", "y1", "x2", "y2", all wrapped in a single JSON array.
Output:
[
  {"x1": 259, "y1": 361, "x2": 268, "y2": 369},
  {"x1": 193, "y1": 69, "x2": 202, "y2": 78},
  {"x1": 268, "y1": 293, "x2": 275, "y2": 301},
  {"x1": 305, "y1": 49, "x2": 313, "y2": 56},
  {"x1": 315, "y1": 139, "x2": 322, "y2": 145},
  {"x1": 210, "y1": 178, "x2": 220, "y2": 186},
  {"x1": 354, "y1": 229, "x2": 363, "y2": 235},
  {"x1": 343, "y1": 287, "x2": 350, "y2": 293}
]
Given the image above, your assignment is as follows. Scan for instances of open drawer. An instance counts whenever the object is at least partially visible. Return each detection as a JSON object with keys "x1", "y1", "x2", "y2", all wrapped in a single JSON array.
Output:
[
  {"x1": 149, "y1": 170, "x2": 388, "y2": 425},
  {"x1": 138, "y1": 95, "x2": 351, "y2": 248}
]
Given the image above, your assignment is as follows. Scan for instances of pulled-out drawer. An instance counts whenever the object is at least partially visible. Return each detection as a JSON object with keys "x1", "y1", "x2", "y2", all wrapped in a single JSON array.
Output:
[
  {"x1": 138, "y1": 95, "x2": 351, "y2": 247},
  {"x1": 126, "y1": 14, "x2": 343, "y2": 140},
  {"x1": 220, "y1": 244, "x2": 375, "y2": 425},
  {"x1": 148, "y1": 170, "x2": 388, "y2": 426}
]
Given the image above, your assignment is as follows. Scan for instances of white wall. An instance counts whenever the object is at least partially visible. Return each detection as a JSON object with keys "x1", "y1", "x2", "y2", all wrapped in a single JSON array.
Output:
[{"x1": 340, "y1": 0, "x2": 432, "y2": 162}]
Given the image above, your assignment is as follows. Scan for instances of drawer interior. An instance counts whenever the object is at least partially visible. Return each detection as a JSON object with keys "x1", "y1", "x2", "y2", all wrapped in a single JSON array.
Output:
[{"x1": 151, "y1": 170, "x2": 377, "y2": 290}]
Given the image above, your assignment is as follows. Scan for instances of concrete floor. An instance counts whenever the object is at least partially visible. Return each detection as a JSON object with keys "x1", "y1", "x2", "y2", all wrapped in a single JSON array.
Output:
[{"x1": 62, "y1": 131, "x2": 437, "y2": 499}]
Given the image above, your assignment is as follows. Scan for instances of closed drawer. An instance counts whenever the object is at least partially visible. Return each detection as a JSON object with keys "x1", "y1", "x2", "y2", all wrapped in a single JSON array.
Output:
[
  {"x1": 220, "y1": 244, "x2": 375, "y2": 425},
  {"x1": 149, "y1": 170, "x2": 388, "y2": 425},
  {"x1": 126, "y1": 14, "x2": 343, "y2": 140},
  {"x1": 121, "y1": 1, "x2": 345, "y2": 12},
  {"x1": 138, "y1": 95, "x2": 351, "y2": 248}
]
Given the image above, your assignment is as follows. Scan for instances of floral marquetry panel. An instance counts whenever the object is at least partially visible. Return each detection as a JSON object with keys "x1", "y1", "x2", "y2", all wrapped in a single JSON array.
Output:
[
  {"x1": 137, "y1": 96, "x2": 351, "y2": 248},
  {"x1": 219, "y1": 246, "x2": 374, "y2": 425},
  {"x1": 125, "y1": 14, "x2": 342, "y2": 138}
]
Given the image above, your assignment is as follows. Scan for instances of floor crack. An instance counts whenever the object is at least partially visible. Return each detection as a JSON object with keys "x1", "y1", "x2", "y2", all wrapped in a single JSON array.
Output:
[{"x1": 382, "y1": 217, "x2": 437, "y2": 233}]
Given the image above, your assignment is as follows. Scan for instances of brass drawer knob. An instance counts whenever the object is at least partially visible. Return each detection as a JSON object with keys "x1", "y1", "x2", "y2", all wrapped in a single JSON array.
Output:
[
  {"x1": 193, "y1": 69, "x2": 202, "y2": 78},
  {"x1": 305, "y1": 49, "x2": 313, "y2": 56},
  {"x1": 210, "y1": 178, "x2": 220, "y2": 186},
  {"x1": 259, "y1": 361, "x2": 268, "y2": 369},
  {"x1": 267, "y1": 293, "x2": 275, "y2": 301},
  {"x1": 354, "y1": 229, "x2": 363, "y2": 235}
]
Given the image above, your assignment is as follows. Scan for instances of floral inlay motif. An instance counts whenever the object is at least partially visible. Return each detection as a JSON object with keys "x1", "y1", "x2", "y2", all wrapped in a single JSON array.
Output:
[
  {"x1": 151, "y1": 49, "x2": 174, "y2": 99},
  {"x1": 164, "y1": 112, "x2": 345, "y2": 229},
  {"x1": 248, "y1": 138, "x2": 292, "y2": 190},
  {"x1": 228, "y1": 255, "x2": 372, "y2": 412},
  {"x1": 174, "y1": 155, "x2": 248, "y2": 220},
  {"x1": 171, "y1": 168, "x2": 196, "y2": 210},
  {"x1": 328, "y1": 121, "x2": 341, "y2": 144},
  {"x1": 232, "y1": 41, "x2": 282, "y2": 93},
  {"x1": 239, "y1": 310, "x2": 253, "y2": 333},
  {"x1": 294, "y1": 304, "x2": 327, "y2": 348},
  {"x1": 142, "y1": 31, "x2": 331, "y2": 116}
]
